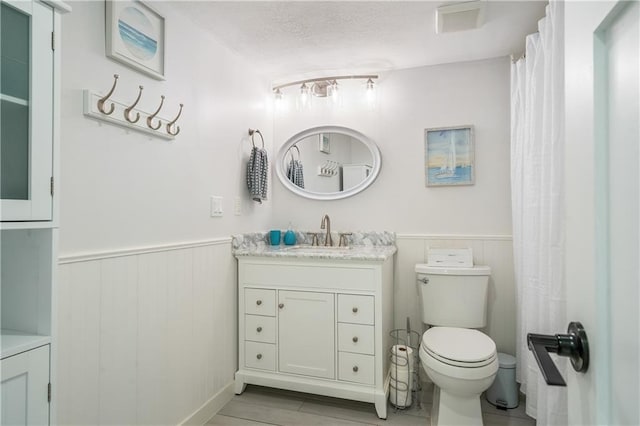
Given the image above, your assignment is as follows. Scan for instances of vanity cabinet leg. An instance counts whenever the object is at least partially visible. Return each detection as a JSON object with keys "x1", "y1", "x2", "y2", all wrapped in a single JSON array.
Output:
[
  {"x1": 375, "y1": 393, "x2": 388, "y2": 419},
  {"x1": 234, "y1": 373, "x2": 247, "y2": 395}
]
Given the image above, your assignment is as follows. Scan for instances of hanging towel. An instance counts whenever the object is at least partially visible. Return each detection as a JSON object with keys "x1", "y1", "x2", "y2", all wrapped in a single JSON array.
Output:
[
  {"x1": 286, "y1": 158, "x2": 305, "y2": 189},
  {"x1": 247, "y1": 146, "x2": 268, "y2": 203}
]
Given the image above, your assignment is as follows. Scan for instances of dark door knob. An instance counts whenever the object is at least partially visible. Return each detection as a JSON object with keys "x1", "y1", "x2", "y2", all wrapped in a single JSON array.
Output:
[{"x1": 527, "y1": 321, "x2": 589, "y2": 386}]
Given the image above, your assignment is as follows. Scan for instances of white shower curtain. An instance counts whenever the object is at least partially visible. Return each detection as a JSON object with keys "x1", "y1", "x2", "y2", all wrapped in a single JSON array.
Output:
[{"x1": 510, "y1": 2, "x2": 567, "y2": 425}]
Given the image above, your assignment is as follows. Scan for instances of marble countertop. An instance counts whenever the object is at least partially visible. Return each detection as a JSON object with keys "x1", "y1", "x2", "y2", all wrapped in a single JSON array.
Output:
[
  {"x1": 232, "y1": 231, "x2": 397, "y2": 261},
  {"x1": 233, "y1": 244, "x2": 397, "y2": 261}
]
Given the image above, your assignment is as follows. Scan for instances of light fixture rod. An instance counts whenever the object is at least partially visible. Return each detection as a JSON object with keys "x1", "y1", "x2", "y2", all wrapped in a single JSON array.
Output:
[{"x1": 273, "y1": 75, "x2": 379, "y2": 91}]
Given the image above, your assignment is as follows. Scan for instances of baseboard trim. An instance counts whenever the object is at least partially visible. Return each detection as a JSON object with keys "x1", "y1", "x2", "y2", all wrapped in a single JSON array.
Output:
[
  {"x1": 178, "y1": 380, "x2": 235, "y2": 425},
  {"x1": 58, "y1": 237, "x2": 232, "y2": 264}
]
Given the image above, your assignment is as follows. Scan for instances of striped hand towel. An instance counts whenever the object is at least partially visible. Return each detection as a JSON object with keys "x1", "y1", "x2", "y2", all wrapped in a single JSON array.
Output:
[{"x1": 247, "y1": 146, "x2": 268, "y2": 203}]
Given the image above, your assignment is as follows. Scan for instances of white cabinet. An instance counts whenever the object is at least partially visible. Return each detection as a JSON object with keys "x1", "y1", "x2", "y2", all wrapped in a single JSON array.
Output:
[
  {"x1": 278, "y1": 290, "x2": 335, "y2": 379},
  {"x1": 235, "y1": 256, "x2": 394, "y2": 419},
  {"x1": 1, "y1": 345, "x2": 50, "y2": 426},
  {"x1": 1, "y1": 0, "x2": 55, "y2": 222},
  {"x1": 1, "y1": 1, "x2": 69, "y2": 424}
]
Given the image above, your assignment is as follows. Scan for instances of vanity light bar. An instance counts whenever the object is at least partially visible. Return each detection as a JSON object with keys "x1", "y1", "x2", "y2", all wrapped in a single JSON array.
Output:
[{"x1": 272, "y1": 75, "x2": 379, "y2": 92}]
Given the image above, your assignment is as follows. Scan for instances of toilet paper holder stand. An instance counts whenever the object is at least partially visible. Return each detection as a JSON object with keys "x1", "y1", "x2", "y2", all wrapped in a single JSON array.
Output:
[{"x1": 389, "y1": 318, "x2": 422, "y2": 410}]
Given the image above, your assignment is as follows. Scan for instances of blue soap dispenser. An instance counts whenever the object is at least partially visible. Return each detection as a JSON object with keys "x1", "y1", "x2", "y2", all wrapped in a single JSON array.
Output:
[{"x1": 283, "y1": 223, "x2": 296, "y2": 245}]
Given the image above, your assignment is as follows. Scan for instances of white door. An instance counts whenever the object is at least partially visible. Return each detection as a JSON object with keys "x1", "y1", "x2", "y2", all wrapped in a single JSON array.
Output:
[
  {"x1": 278, "y1": 290, "x2": 335, "y2": 379},
  {"x1": 565, "y1": 2, "x2": 639, "y2": 424},
  {"x1": 1, "y1": 345, "x2": 50, "y2": 425}
]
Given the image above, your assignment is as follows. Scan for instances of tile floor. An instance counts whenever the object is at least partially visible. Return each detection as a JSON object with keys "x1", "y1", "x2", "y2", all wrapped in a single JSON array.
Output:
[{"x1": 207, "y1": 382, "x2": 536, "y2": 426}]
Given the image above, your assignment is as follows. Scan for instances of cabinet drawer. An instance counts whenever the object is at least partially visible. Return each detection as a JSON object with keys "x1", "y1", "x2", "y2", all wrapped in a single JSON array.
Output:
[
  {"x1": 338, "y1": 294, "x2": 374, "y2": 325},
  {"x1": 245, "y1": 315, "x2": 276, "y2": 343},
  {"x1": 338, "y1": 323, "x2": 374, "y2": 355},
  {"x1": 338, "y1": 352, "x2": 375, "y2": 385},
  {"x1": 245, "y1": 288, "x2": 276, "y2": 316},
  {"x1": 245, "y1": 341, "x2": 276, "y2": 371}
]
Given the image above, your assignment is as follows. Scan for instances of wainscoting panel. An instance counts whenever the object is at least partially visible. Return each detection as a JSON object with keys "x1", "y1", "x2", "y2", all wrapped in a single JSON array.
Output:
[
  {"x1": 395, "y1": 235, "x2": 516, "y2": 355},
  {"x1": 57, "y1": 239, "x2": 236, "y2": 425}
]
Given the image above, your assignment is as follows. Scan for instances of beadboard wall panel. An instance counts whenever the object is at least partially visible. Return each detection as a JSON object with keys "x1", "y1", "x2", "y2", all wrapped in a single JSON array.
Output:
[{"x1": 56, "y1": 241, "x2": 236, "y2": 425}]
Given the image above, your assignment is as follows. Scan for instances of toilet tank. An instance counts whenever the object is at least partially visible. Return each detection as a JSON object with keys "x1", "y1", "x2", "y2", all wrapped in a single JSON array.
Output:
[{"x1": 416, "y1": 257, "x2": 491, "y2": 328}]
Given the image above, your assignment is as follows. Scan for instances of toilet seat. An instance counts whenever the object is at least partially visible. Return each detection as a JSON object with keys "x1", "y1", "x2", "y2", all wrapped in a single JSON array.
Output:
[{"x1": 421, "y1": 327, "x2": 497, "y2": 368}]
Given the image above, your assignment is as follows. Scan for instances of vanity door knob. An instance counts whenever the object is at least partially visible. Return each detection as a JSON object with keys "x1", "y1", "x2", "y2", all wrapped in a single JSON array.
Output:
[
  {"x1": 279, "y1": 303, "x2": 284, "y2": 309},
  {"x1": 352, "y1": 307, "x2": 358, "y2": 313},
  {"x1": 256, "y1": 354, "x2": 262, "y2": 360},
  {"x1": 256, "y1": 300, "x2": 262, "y2": 306},
  {"x1": 256, "y1": 327, "x2": 262, "y2": 333},
  {"x1": 352, "y1": 336, "x2": 359, "y2": 343},
  {"x1": 353, "y1": 366, "x2": 359, "y2": 373}
]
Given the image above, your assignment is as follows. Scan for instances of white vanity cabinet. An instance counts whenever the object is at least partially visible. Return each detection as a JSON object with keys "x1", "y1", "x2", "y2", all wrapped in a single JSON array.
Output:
[{"x1": 235, "y1": 255, "x2": 394, "y2": 419}]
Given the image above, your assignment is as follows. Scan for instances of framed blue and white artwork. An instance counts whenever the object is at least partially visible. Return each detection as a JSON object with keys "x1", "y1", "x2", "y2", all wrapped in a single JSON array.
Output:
[
  {"x1": 106, "y1": 0, "x2": 165, "y2": 80},
  {"x1": 425, "y1": 125, "x2": 475, "y2": 187}
]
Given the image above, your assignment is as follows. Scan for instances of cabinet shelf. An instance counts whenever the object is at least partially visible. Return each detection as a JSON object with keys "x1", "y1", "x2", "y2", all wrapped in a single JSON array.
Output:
[
  {"x1": 1, "y1": 329, "x2": 51, "y2": 359},
  {"x1": 0, "y1": 93, "x2": 29, "y2": 107}
]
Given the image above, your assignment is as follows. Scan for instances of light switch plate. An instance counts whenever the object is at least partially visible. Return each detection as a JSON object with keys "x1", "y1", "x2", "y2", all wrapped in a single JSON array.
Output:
[
  {"x1": 234, "y1": 196, "x2": 242, "y2": 216},
  {"x1": 210, "y1": 196, "x2": 223, "y2": 217}
]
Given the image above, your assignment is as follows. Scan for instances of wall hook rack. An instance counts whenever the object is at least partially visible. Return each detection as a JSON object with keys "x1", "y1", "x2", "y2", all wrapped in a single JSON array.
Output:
[{"x1": 83, "y1": 75, "x2": 183, "y2": 140}]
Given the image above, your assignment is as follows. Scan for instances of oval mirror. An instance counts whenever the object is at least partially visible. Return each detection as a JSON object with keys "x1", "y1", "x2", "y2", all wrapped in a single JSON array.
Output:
[{"x1": 275, "y1": 126, "x2": 381, "y2": 200}]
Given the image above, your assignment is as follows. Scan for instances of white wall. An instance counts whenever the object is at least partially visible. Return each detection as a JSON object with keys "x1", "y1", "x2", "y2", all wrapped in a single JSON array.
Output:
[
  {"x1": 272, "y1": 57, "x2": 511, "y2": 234},
  {"x1": 59, "y1": 1, "x2": 272, "y2": 256},
  {"x1": 57, "y1": 2, "x2": 271, "y2": 424},
  {"x1": 271, "y1": 58, "x2": 516, "y2": 353}
]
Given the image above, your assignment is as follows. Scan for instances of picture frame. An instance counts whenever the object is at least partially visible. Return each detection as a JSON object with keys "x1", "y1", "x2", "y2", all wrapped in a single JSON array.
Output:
[
  {"x1": 425, "y1": 125, "x2": 474, "y2": 186},
  {"x1": 105, "y1": 0, "x2": 166, "y2": 80},
  {"x1": 319, "y1": 133, "x2": 331, "y2": 154}
]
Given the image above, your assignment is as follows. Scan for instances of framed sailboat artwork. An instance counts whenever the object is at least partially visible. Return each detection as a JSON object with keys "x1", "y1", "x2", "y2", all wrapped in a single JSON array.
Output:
[{"x1": 425, "y1": 125, "x2": 474, "y2": 187}]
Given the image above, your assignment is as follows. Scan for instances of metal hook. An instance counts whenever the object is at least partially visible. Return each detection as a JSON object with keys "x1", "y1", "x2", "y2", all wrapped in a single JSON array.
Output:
[
  {"x1": 146, "y1": 95, "x2": 165, "y2": 130},
  {"x1": 248, "y1": 128, "x2": 264, "y2": 148},
  {"x1": 97, "y1": 74, "x2": 119, "y2": 115},
  {"x1": 166, "y1": 103, "x2": 183, "y2": 136},
  {"x1": 124, "y1": 85, "x2": 143, "y2": 123}
]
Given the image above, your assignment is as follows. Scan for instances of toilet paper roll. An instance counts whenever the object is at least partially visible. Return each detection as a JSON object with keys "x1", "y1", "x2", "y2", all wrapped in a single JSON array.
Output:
[
  {"x1": 389, "y1": 381, "x2": 412, "y2": 408},
  {"x1": 390, "y1": 345, "x2": 414, "y2": 368},
  {"x1": 390, "y1": 364, "x2": 411, "y2": 386}
]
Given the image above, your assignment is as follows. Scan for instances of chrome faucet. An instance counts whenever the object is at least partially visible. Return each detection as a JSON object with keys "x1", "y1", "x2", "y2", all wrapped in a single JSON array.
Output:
[{"x1": 320, "y1": 214, "x2": 333, "y2": 246}]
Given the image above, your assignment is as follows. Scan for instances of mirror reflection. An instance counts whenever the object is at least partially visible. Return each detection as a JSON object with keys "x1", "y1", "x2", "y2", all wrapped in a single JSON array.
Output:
[{"x1": 282, "y1": 132, "x2": 374, "y2": 193}]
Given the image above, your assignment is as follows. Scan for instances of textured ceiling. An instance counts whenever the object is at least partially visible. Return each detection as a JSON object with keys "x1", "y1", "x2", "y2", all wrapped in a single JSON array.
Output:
[{"x1": 177, "y1": 1, "x2": 547, "y2": 83}]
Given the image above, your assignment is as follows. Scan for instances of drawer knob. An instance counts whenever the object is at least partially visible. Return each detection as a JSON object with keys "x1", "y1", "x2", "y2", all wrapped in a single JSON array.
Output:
[
  {"x1": 353, "y1": 366, "x2": 359, "y2": 372},
  {"x1": 352, "y1": 336, "x2": 359, "y2": 343},
  {"x1": 352, "y1": 307, "x2": 358, "y2": 313},
  {"x1": 256, "y1": 300, "x2": 262, "y2": 306},
  {"x1": 257, "y1": 326, "x2": 262, "y2": 333},
  {"x1": 279, "y1": 303, "x2": 285, "y2": 309},
  {"x1": 257, "y1": 354, "x2": 262, "y2": 360}
]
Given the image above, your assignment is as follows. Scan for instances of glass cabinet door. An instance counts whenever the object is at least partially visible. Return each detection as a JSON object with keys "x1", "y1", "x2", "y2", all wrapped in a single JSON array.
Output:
[{"x1": 1, "y1": 0, "x2": 53, "y2": 221}]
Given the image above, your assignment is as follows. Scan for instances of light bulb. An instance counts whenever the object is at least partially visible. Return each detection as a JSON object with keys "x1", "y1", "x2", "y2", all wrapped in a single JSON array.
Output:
[
  {"x1": 365, "y1": 78, "x2": 376, "y2": 108},
  {"x1": 330, "y1": 80, "x2": 339, "y2": 104},
  {"x1": 300, "y1": 83, "x2": 309, "y2": 108}
]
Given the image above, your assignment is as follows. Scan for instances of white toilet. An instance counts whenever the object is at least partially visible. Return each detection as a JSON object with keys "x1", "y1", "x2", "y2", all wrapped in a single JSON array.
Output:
[{"x1": 416, "y1": 249, "x2": 498, "y2": 426}]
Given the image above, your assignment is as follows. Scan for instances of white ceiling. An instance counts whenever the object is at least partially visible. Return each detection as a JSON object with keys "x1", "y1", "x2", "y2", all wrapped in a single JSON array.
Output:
[{"x1": 177, "y1": 1, "x2": 547, "y2": 84}]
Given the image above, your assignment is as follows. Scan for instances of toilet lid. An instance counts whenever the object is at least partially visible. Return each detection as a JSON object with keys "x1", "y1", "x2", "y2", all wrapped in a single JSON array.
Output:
[{"x1": 421, "y1": 327, "x2": 496, "y2": 364}]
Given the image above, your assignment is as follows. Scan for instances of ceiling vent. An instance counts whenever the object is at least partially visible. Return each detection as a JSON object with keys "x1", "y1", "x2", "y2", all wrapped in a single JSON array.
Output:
[{"x1": 435, "y1": 1, "x2": 486, "y2": 34}]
